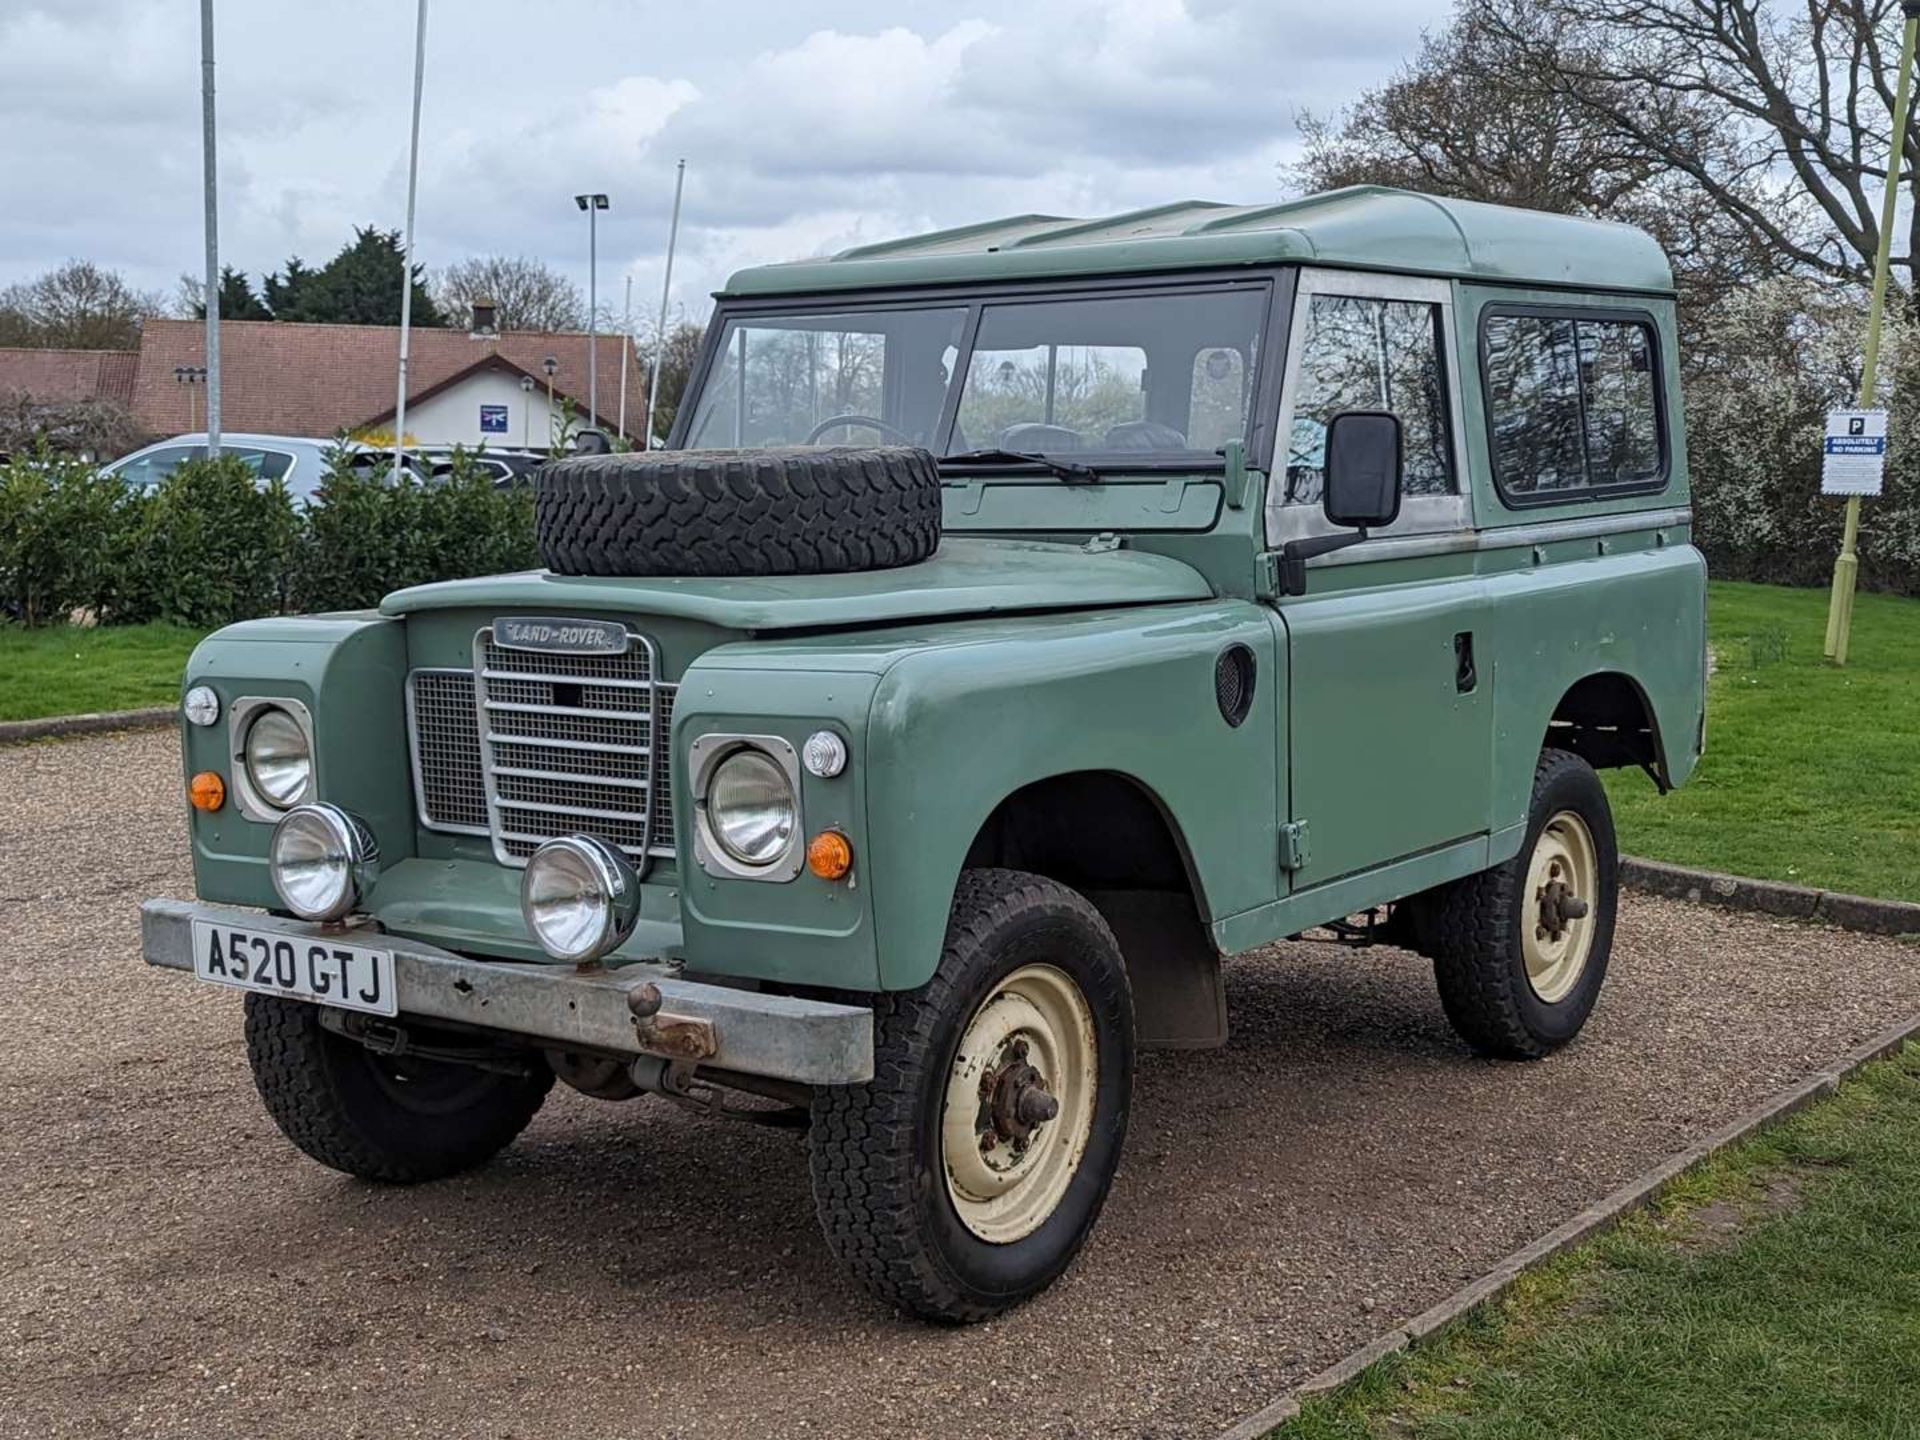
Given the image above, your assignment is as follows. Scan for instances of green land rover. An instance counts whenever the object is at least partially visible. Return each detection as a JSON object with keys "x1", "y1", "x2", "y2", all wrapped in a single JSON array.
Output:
[{"x1": 145, "y1": 186, "x2": 1707, "y2": 1322}]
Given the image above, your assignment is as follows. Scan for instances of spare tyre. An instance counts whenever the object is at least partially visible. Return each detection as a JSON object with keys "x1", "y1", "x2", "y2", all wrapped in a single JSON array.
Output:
[{"x1": 536, "y1": 446, "x2": 942, "y2": 578}]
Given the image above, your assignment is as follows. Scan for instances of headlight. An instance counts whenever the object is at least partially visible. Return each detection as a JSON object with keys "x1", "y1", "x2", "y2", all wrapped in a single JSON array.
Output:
[
  {"x1": 269, "y1": 804, "x2": 379, "y2": 921},
  {"x1": 244, "y1": 706, "x2": 313, "y2": 809},
  {"x1": 708, "y1": 748, "x2": 797, "y2": 866},
  {"x1": 521, "y1": 835, "x2": 640, "y2": 962}
]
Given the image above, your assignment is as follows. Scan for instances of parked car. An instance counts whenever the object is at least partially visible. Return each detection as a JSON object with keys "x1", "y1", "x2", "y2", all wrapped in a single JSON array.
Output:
[
  {"x1": 415, "y1": 446, "x2": 548, "y2": 488},
  {"x1": 105, "y1": 433, "x2": 338, "y2": 505},
  {"x1": 143, "y1": 187, "x2": 1707, "y2": 1323}
]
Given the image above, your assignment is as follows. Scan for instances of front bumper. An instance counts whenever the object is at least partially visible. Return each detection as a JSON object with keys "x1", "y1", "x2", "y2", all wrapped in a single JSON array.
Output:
[{"x1": 141, "y1": 899, "x2": 874, "y2": 1085}]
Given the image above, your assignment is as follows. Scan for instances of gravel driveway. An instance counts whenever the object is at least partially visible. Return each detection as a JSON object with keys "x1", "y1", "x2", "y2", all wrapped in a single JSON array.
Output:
[{"x1": 4, "y1": 729, "x2": 1917, "y2": 1440}]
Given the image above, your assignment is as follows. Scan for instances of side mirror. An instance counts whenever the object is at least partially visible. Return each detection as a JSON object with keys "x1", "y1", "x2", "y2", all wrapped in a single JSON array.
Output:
[{"x1": 1322, "y1": 410, "x2": 1403, "y2": 530}]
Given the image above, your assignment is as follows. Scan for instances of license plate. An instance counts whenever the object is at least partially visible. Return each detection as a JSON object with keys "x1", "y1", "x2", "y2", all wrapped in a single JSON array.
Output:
[{"x1": 190, "y1": 921, "x2": 398, "y2": 1017}]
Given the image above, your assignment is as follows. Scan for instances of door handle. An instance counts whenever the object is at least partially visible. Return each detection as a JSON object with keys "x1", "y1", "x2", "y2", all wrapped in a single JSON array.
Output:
[{"x1": 1454, "y1": 632, "x2": 1477, "y2": 693}]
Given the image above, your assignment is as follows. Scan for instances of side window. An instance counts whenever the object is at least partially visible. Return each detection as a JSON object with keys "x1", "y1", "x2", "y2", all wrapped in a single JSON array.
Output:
[
  {"x1": 252, "y1": 449, "x2": 294, "y2": 481},
  {"x1": 112, "y1": 444, "x2": 200, "y2": 490},
  {"x1": 1482, "y1": 311, "x2": 1663, "y2": 500},
  {"x1": 1283, "y1": 294, "x2": 1453, "y2": 504}
]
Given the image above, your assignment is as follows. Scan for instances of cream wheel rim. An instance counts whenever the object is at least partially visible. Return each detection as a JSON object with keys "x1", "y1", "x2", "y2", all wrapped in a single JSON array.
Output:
[
  {"x1": 941, "y1": 964, "x2": 1098, "y2": 1244},
  {"x1": 1523, "y1": 810, "x2": 1599, "y2": 1004}
]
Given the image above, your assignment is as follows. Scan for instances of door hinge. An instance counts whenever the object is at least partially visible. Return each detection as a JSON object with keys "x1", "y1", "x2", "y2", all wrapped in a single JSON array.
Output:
[
  {"x1": 1256, "y1": 551, "x2": 1282, "y2": 600},
  {"x1": 1279, "y1": 820, "x2": 1310, "y2": 872}
]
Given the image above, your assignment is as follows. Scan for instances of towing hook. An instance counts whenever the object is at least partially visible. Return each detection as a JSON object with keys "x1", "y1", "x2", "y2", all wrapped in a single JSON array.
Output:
[{"x1": 627, "y1": 981, "x2": 663, "y2": 1019}]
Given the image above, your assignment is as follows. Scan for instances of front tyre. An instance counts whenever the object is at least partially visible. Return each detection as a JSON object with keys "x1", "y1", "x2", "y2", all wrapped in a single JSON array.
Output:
[
  {"x1": 243, "y1": 995, "x2": 553, "y2": 1183},
  {"x1": 1427, "y1": 749, "x2": 1618, "y2": 1059},
  {"x1": 808, "y1": 869, "x2": 1134, "y2": 1322}
]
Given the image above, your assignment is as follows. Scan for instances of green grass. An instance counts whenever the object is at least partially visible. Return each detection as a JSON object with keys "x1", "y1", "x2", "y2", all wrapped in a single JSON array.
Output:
[
  {"x1": 1605, "y1": 580, "x2": 1920, "y2": 903},
  {"x1": 0, "y1": 623, "x2": 202, "y2": 722},
  {"x1": 1277, "y1": 1046, "x2": 1920, "y2": 1440}
]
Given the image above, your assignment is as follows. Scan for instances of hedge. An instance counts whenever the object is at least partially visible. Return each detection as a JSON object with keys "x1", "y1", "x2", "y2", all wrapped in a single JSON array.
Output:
[{"x1": 0, "y1": 445, "x2": 535, "y2": 630}]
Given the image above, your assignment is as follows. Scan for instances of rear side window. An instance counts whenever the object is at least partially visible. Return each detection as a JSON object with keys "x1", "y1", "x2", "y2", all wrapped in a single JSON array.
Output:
[{"x1": 1481, "y1": 309, "x2": 1665, "y2": 502}]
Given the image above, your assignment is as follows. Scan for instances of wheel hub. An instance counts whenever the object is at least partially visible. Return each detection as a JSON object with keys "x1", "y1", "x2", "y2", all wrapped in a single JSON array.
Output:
[
  {"x1": 979, "y1": 1040, "x2": 1060, "y2": 1152},
  {"x1": 941, "y1": 965, "x2": 1098, "y2": 1244},
  {"x1": 1522, "y1": 812, "x2": 1601, "y2": 1004},
  {"x1": 1535, "y1": 874, "x2": 1590, "y2": 941}
]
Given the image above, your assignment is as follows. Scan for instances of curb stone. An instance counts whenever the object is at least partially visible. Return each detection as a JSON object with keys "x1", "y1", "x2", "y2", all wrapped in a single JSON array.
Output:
[
  {"x1": 0, "y1": 706, "x2": 175, "y2": 745},
  {"x1": 1620, "y1": 856, "x2": 1920, "y2": 938},
  {"x1": 1212, "y1": 1013, "x2": 1920, "y2": 1440}
]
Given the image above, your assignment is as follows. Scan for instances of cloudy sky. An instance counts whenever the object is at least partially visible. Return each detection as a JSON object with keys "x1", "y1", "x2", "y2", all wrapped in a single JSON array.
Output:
[{"x1": 0, "y1": 0, "x2": 1451, "y2": 325}]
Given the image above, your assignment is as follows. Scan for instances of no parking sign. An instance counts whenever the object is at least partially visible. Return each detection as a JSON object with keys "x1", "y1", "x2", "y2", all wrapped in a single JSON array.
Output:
[{"x1": 1822, "y1": 409, "x2": 1887, "y2": 496}]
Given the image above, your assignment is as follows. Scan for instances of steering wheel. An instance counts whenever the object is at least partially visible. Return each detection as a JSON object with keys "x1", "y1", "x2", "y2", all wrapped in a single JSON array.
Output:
[{"x1": 806, "y1": 414, "x2": 916, "y2": 445}]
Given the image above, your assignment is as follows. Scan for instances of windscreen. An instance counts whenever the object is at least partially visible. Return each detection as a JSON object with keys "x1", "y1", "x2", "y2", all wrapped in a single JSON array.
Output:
[
  {"x1": 679, "y1": 283, "x2": 1269, "y2": 466},
  {"x1": 681, "y1": 307, "x2": 967, "y2": 450}
]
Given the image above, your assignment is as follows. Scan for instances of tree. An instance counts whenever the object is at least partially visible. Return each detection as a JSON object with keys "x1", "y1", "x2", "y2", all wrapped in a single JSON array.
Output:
[
  {"x1": 0, "y1": 260, "x2": 163, "y2": 349},
  {"x1": 263, "y1": 227, "x2": 446, "y2": 327},
  {"x1": 642, "y1": 320, "x2": 707, "y2": 443},
  {"x1": 1475, "y1": 0, "x2": 1920, "y2": 291},
  {"x1": 1292, "y1": 0, "x2": 1777, "y2": 311},
  {"x1": 176, "y1": 266, "x2": 272, "y2": 322},
  {"x1": 433, "y1": 255, "x2": 584, "y2": 331}
]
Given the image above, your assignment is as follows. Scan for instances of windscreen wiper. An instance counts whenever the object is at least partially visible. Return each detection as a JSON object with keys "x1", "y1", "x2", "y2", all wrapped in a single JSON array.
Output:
[{"x1": 939, "y1": 448, "x2": 1101, "y2": 483}]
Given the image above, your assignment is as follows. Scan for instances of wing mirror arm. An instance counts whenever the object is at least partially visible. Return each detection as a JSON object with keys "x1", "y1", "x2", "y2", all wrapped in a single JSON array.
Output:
[
  {"x1": 1276, "y1": 410, "x2": 1402, "y2": 598},
  {"x1": 1276, "y1": 530, "x2": 1369, "y2": 597}
]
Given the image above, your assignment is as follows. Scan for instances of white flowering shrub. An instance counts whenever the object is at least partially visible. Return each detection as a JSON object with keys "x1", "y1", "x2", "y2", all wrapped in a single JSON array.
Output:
[{"x1": 1685, "y1": 279, "x2": 1920, "y2": 593}]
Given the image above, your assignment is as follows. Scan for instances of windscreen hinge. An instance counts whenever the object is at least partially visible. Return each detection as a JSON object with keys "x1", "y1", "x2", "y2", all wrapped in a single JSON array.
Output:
[{"x1": 1082, "y1": 532, "x2": 1123, "y2": 554}]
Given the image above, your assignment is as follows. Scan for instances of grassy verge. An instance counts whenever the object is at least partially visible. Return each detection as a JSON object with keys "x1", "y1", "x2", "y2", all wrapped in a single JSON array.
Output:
[
  {"x1": 1277, "y1": 1045, "x2": 1920, "y2": 1440},
  {"x1": 1605, "y1": 580, "x2": 1920, "y2": 903},
  {"x1": 0, "y1": 623, "x2": 202, "y2": 722}
]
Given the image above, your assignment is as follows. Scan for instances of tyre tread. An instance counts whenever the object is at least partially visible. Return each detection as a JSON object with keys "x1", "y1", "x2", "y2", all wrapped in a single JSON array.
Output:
[
  {"x1": 536, "y1": 446, "x2": 942, "y2": 578},
  {"x1": 808, "y1": 869, "x2": 1125, "y2": 1322},
  {"x1": 243, "y1": 995, "x2": 552, "y2": 1184}
]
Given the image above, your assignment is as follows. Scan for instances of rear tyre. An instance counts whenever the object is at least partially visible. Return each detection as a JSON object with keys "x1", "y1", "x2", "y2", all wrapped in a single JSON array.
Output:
[
  {"x1": 243, "y1": 995, "x2": 553, "y2": 1183},
  {"x1": 808, "y1": 869, "x2": 1134, "y2": 1322},
  {"x1": 1426, "y1": 749, "x2": 1618, "y2": 1059}
]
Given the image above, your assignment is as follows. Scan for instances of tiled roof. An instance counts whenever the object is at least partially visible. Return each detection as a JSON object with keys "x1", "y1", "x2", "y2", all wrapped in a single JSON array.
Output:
[
  {"x1": 0, "y1": 347, "x2": 138, "y2": 406},
  {"x1": 132, "y1": 318, "x2": 648, "y2": 440}
]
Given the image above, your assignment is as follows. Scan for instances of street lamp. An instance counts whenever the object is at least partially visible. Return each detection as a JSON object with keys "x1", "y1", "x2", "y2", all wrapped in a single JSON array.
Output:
[
  {"x1": 574, "y1": 191, "x2": 610, "y2": 426},
  {"x1": 520, "y1": 373, "x2": 535, "y2": 449},
  {"x1": 173, "y1": 364, "x2": 207, "y2": 431}
]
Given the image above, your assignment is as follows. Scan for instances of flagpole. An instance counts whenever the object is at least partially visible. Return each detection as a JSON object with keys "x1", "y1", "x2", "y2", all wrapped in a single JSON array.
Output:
[
  {"x1": 618, "y1": 273, "x2": 633, "y2": 440},
  {"x1": 199, "y1": 0, "x2": 221, "y2": 456},
  {"x1": 647, "y1": 159, "x2": 686, "y2": 448},
  {"x1": 391, "y1": 0, "x2": 429, "y2": 481}
]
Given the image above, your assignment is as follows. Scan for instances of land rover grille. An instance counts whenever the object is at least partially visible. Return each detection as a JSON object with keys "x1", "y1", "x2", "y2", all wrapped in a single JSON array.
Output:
[{"x1": 405, "y1": 626, "x2": 676, "y2": 867}]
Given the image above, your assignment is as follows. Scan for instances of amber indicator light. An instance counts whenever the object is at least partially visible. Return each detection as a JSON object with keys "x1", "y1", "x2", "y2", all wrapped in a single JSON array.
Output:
[{"x1": 806, "y1": 830, "x2": 853, "y2": 881}]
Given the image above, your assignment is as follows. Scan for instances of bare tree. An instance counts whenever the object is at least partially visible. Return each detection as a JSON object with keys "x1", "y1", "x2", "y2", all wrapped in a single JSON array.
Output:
[
  {"x1": 1479, "y1": 0, "x2": 1920, "y2": 289},
  {"x1": 0, "y1": 260, "x2": 163, "y2": 350},
  {"x1": 1292, "y1": 0, "x2": 1778, "y2": 308},
  {"x1": 433, "y1": 255, "x2": 586, "y2": 332},
  {"x1": 642, "y1": 320, "x2": 708, "y2": 443}
]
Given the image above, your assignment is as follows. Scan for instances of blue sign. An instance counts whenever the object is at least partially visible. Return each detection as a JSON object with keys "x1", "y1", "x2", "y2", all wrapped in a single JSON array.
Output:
[{"x1": 480, "y1": 404, "x2": 509, "y2": 434}]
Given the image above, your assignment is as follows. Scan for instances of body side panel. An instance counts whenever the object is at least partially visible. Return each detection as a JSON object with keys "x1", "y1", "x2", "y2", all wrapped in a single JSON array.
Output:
[{"x1": 862, "y1": 601, "x2": 1284, "y2": 990}]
